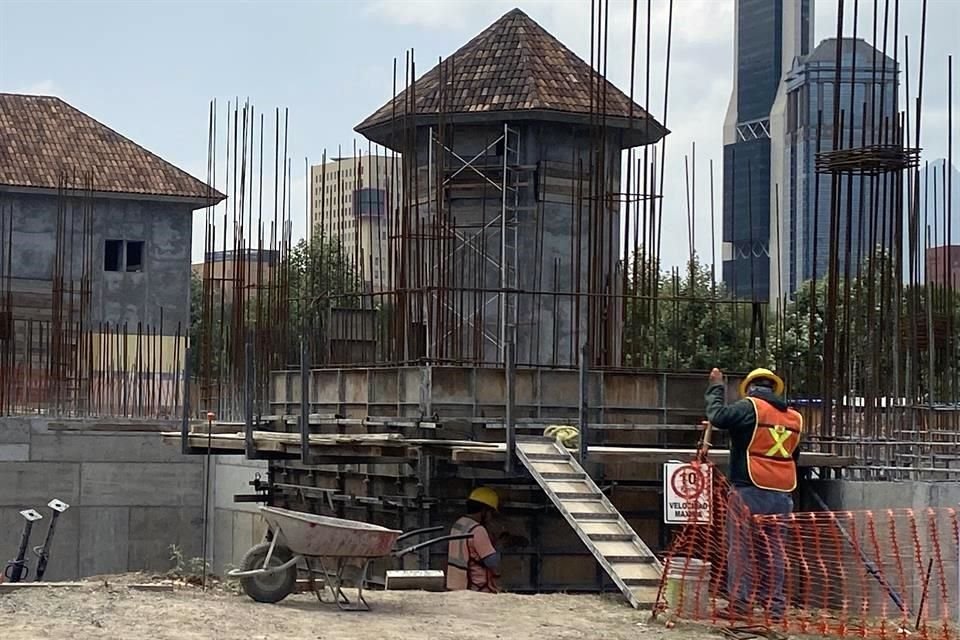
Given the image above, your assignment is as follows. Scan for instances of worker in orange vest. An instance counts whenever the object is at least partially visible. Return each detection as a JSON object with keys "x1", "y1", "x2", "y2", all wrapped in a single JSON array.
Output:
[
  {"x1": 706, "y1": 367, "x2": 803, "y2": 623},
  {"x1": 446, "y1": 487, "x2": 501, "y2": 592}
]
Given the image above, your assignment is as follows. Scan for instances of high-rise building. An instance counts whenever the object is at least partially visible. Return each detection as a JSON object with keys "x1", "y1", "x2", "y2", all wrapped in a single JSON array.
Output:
[
  {"x1": 926, "y1": 246, "x2": 960, "y2": 288},
  {"x1": 309, "y1": 155, "x2": 400, "y2": 291},
  {"x1": 722, "y1": 0, "x2": 813, "y2": 301},
  {"x1": 769, "y1": 38, "x2": 898, "y2": 301}
]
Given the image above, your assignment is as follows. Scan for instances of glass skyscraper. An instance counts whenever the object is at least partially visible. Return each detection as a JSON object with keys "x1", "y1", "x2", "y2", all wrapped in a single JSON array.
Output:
[
  {"x1": 722, "y1": 0, "x2": 813, "y2": 301},
  {"x1": 768, "y1": 38, "x2": 898, "y2": 301}
]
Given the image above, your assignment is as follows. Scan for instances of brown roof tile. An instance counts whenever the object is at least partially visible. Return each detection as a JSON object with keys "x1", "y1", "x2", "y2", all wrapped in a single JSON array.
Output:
[
  {"x1": 356, "y1": 8, "x2": 667, "y2": 145},
  {"x1": 0, "y1": 93, "x2": 224, "y2": 203}
]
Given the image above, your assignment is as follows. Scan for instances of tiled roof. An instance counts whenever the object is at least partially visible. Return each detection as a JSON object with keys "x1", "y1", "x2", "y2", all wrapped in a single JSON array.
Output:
[
  {"x1": 356, "y1": 8, "x2": 666, "y2": 146},
  {"x1": 0, "y1": 93, "x2": 224, "y2": 203}
]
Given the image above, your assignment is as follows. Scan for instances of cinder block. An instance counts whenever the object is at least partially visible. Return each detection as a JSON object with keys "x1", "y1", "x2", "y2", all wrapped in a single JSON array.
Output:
[
  {"x1": 78, "y1": 507, "x2": 130, "y2": 577},
  {"x1": 128, "y1": 506, "x2": 202, "y2": 572},
  {"x1": 385, "y1": 569, "x2": 446, "y2": 591},
  {"x1": 80, "y1": 462, "x2": 202, "y2": 507},
  {"x1": 0, "y1": 462, "x2": 80, "y2": 506},
  {"x1": 0, "y1": 444, "x2": 30, "y2": 461},
  {"x1": 30, "y1": 433, "x2": 186, "y2": 463},
  {"x1": 0, "y1": 418, "x2": 31, "y2": 444}
]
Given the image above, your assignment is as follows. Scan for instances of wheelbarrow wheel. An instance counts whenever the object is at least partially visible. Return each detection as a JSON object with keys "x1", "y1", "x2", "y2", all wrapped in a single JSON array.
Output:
[{"x1": 239, "y1": 541, "x2": 297, "y2": 603}]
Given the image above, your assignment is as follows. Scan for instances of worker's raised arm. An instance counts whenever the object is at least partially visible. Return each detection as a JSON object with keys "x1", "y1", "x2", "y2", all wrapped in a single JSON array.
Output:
[{"x1": 704, "y1": 368, "x2": 754, "y2": 430}]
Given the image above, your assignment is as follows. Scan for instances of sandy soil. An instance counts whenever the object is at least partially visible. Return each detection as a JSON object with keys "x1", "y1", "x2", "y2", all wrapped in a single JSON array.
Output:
[{"x1": 0, "y1": 575, "x2": 721, "y2": 640}]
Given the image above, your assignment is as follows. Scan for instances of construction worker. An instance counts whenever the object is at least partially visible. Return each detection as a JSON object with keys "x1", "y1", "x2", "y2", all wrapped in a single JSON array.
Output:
[
  {"x1": 705, "y1": 367, "x2": 803, "y2": 623},
  {"x1": 446, "y1": 487, "x2": 501, "y2": 593}
]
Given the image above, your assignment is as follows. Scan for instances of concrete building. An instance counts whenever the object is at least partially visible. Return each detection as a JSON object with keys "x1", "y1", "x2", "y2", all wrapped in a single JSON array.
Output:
[
  {"x1": 769, "y1": 38, "x2": 898, "y2": 301},
  {"x1": 356, "y1": 8, "x2": 667, "y2": 366},
  {"x1": 0, "y1": 93, "x2": 223, "y2": 411},
  {"x1": 191, "y1": 249, "x2": 279, "y2": 303},
  {"x1": 925, "y1": 245, "x2": 960, "y2": 288},
  {"x1": 309, "y1": 155, "x2": 399, "y2": 291},
  {"x1": 722, "y1": 0, "x2": 813, "y2": 301}
]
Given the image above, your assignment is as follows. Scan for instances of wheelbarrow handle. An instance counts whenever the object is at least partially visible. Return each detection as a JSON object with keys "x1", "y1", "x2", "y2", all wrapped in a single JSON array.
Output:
[
  {"x1": 393, "y1": 533, "x2": 473, "y2": 558},
  {"x1": 396, "y1": 525, "x2": 445, "y2": 543}
]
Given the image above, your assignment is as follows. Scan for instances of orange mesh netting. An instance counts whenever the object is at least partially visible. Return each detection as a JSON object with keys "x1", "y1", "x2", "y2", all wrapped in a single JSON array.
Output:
[{"x1": 656, "y1": 465, "x2": 959, "y2": 639}]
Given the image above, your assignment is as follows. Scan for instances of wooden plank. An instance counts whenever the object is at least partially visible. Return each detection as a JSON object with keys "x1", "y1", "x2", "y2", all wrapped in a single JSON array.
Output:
[{"x1": 451, "y1": 443, "x2": 852, "y2": 468}]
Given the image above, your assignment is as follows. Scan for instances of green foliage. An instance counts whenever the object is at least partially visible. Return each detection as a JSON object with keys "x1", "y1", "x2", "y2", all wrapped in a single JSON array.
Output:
[{"x1": 622, "y1": 251, "x2": 766, "y2": 372}]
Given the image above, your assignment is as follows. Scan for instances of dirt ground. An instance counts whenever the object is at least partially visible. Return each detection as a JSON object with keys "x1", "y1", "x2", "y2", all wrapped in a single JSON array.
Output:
[{"x1": 0, "y1": 575, "x2": 722, "y2": 640}]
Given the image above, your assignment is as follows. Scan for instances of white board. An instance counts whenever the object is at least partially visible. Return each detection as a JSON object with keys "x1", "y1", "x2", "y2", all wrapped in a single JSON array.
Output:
[{"x1": 663, "y1": 461, "x2": 712, "y2": 524}]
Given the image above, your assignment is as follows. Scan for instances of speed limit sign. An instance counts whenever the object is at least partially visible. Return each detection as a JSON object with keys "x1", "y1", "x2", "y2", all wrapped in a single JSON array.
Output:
[{"x1": 663, "y1": 461, "x2": 712, "y2": 524}]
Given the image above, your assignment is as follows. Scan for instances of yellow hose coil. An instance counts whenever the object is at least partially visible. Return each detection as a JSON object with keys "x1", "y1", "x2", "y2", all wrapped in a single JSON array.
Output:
[{"x1": 543, "y1": 425, "x2": 580, "y2": 450}]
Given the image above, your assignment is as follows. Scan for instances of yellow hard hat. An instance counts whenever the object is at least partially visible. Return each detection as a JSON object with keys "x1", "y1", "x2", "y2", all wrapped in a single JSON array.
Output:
[
  {"x1": 739, "y1": 368, "x2": 785, "y2": 397},
  {"x1": 468, "y1": 486, "x2": 499, "y2": 511}
]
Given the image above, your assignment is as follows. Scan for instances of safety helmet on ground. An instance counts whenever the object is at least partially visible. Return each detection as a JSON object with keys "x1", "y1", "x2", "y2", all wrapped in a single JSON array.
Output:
[
  {"x1": 739, "y1": 368, "x2": 786, "y2": 398},
  {"x1": 467, "y1": 486, "x2": 499, "y2": 511}
]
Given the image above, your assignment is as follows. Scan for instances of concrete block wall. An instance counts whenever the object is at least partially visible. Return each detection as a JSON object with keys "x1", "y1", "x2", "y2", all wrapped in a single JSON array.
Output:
[{"x1": 0, "y1": 417, "x2": 203, "y2": 580}]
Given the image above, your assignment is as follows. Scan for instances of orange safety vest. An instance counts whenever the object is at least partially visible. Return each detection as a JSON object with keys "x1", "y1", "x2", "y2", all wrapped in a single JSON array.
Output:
[
  {"x1": 446, "y1": 517, "x2": 498, "y2": 592},
  {"x1": 745, "y1": 397, "x2": 803, "y2": 493}
]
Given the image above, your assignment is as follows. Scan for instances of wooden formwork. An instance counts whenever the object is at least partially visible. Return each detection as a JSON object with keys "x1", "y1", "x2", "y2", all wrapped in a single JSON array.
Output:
[{"x1": 254, "y1": 365, "x2": 847, "y2": 594}]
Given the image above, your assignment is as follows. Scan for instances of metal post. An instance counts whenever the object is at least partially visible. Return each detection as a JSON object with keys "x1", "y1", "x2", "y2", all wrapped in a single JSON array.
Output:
[
  {"x1": 300, "y1": 338, "x2": 310, "y2": 464},
  {"x1": 505, "y1": 340, "x2": 516, "y2": 474},
  {"x1": 4, "y1": 509, "x2": 42, "y2": 582},
  {"x1": 180, "y1": 347, "x2": 192, "y2": 455},
  {"x1": 499, "y1": 123, "x2": 508, "y2": 363},
  {"x1": 579, "y1": 342, "x2": 589, "y2": 465},
  {"x1": 33, "y1": 499, "x2": 69, "y2": 581},
  {"x1": 244, "y1": 339, "x2": 255, "y2": 458}
]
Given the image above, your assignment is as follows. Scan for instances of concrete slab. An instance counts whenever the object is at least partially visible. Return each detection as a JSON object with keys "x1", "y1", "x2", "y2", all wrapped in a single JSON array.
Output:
[
  {"x1": 80, "y1": 462, "x2": 202, "y2": 507},
  {"x1": 0, "y1": 462, "x2": 80, "y2": 506},
  {"x1": 78, "y1": 507, "x2": 130, "y2": 577},
  {"x1": 128, "y1": 507, "x2": 202, "y2": 571},
  {"x1": 0, "y1": 444, "x2": 30, "y2": 461},
  {"x1": 30, "y1": 433, "x2": 186, "y2": 463},
  {"x1": 0, "y1": 418, "x2": 31, "y2": 444}
]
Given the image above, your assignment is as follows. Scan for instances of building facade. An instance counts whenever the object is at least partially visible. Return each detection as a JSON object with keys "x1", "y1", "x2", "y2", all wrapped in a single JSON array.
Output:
[
  {"x1": 308, "y1": 155, "x2": 399, "y2": 291},
  {"x1": 926, "y1": 245, "x2": 960, "y2": 288},
  {"x1": 769, "y1": 38, "x2": 898, "y2": 301},
  {"x1": 0, "y1": 93, "x2": 222, "y2": 413},
  {"x1": 722, "y1": 0, "x2": 813, "y2": 301}
]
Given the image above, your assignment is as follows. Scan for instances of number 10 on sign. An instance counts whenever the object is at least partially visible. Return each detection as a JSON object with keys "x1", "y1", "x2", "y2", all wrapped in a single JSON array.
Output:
[{"x1": 663, "y1": 461, "x2": 712, "y2": 525}]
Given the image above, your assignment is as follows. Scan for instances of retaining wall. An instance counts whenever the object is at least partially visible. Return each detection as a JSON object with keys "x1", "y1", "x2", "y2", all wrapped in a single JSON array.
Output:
[{"x1": 0, "y1": 417, "x2": 203, "y2": 580}]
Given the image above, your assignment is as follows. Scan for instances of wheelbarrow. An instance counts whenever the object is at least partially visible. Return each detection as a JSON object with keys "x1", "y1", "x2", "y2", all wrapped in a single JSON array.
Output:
[{"x1": 228, "y1": 506, "x2": 469, "y2": 611}]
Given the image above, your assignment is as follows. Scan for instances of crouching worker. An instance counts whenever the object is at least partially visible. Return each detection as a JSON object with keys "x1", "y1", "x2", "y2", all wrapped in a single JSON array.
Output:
[{"x1": 446, "y1": 487, "x2": 501, "y2": 592}]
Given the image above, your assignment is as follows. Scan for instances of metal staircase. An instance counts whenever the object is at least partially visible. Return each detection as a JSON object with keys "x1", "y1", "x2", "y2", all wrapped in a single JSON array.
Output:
[{"x1": 515, "y1": 437, "x2": 663, "y2": 609}]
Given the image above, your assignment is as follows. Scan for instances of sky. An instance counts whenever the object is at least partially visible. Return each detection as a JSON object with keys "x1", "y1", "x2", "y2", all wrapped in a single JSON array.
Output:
[{"x1": 0, "y1": 0, "x2": 957, "y2": 266}]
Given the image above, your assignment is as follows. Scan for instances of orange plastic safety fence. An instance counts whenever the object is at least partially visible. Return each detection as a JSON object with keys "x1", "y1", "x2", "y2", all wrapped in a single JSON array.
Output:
[{"x1": 657, "y1": 465, "x2": 960, "y2": 640}]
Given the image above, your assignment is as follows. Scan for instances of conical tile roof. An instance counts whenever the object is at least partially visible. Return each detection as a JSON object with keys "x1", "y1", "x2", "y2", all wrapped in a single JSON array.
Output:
[{"x1": 356, "y1": 8, "x2": 667, "y2": 149}]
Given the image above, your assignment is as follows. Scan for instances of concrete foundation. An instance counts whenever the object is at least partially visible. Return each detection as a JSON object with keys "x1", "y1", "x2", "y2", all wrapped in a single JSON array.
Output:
[{"x1": 0, "y1": 417, "x2": 202, "y2": 580}]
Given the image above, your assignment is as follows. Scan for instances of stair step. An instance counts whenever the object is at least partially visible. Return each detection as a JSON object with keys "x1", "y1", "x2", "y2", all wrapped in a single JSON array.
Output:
[
  {"x1": 578, "y1": 521, "x2": 627, "y2": 535},
  {"x1": 611, "y1": 561, "x2": 661, "y2": 578},
  {"x1": 570, "y1": 512, "x2": 618, "y2": 521},
  {"x1": 540, "y1": 472, "x2": 585, "y2": 480},
  {"x1": 623, "y1": 577, "x2": 662, "y2": 588},
  {"x1": 525, "y1": 453, "x2": 568, "y2": 461},
  {"x1": 596, "y1": 540, "x2": 647, "y2": 557},
  {"x1": 588, "y1": 533, "x2": 635, "y2": 542},
  {"x1": 606, "y1": 555, "x2": 658, "y2": 564},
  {"x1": 557, "y1": 492, "x2": 602, "y2": 500}
]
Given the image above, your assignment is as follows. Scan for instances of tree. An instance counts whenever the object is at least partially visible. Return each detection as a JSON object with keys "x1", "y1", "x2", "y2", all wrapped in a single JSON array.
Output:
[{"x1": 622, "y1": 251, "x2": 765, "y2": 371}]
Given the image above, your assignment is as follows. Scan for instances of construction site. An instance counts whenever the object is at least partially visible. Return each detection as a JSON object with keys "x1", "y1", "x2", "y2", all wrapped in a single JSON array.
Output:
[{"x1": 0, "y1": 0, "x2": 958, "y2": 639}]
